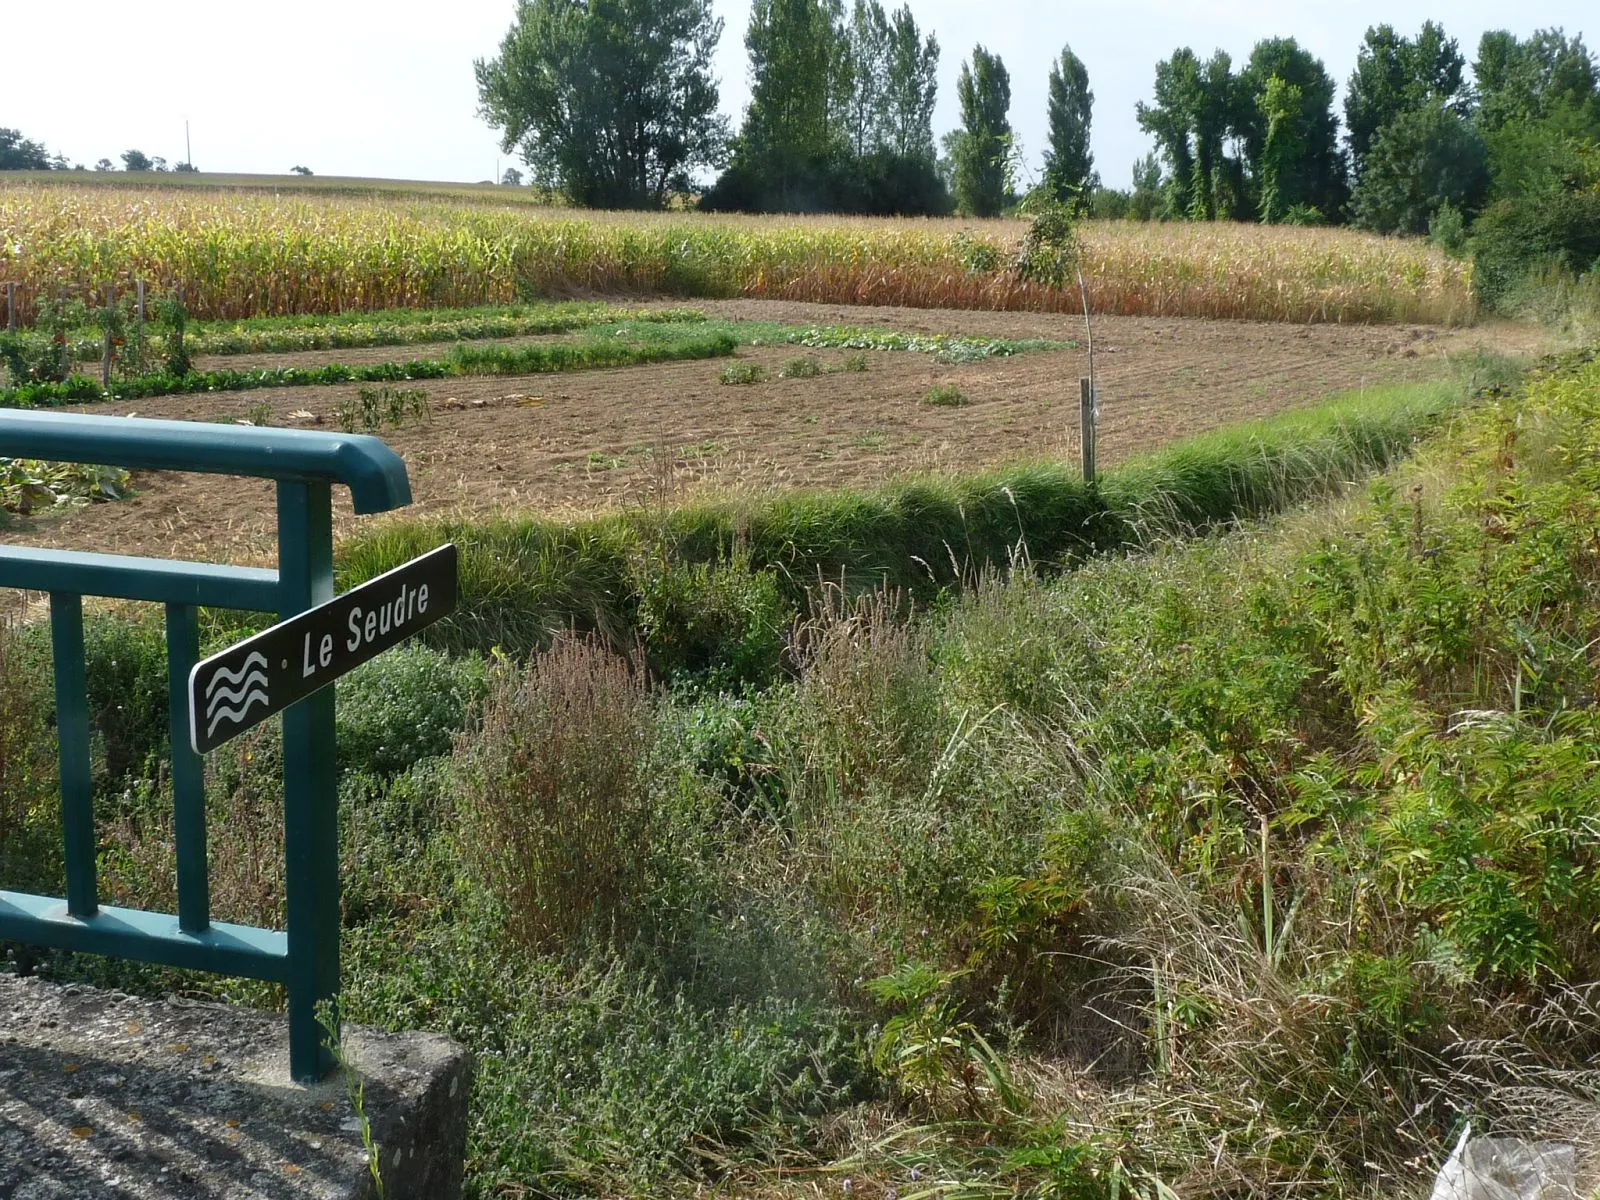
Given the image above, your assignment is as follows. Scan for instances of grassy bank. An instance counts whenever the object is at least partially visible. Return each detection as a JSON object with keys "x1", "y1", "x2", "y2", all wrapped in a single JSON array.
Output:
[{"x1": 340, "y1": 376, "x2": 1473, "y2": 664}]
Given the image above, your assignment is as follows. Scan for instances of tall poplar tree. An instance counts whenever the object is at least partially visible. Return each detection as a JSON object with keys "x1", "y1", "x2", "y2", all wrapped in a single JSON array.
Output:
[
  {"x1": 1043, "y1": 45, "x2": 1094, "y2": 208},
  {"x1": 951, "y1": 46, "x2": 1011, "y2": 217},
  {"x1": 840, "y1": 0, "x2": 890, "y2": 157},
  {"x1": 883, "y1": 5, "x2": 939, "y2": 160},
  {"x1": 741, "y1": 0, "x2": 843, "y2": 186},
  {"x1": 1238, "y1": 37, "x2": 1346, "y2": 220}
]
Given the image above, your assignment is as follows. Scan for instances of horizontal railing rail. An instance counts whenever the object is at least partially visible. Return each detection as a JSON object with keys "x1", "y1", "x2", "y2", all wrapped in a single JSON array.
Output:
[{"x1": 0, "y1": 410, "x2": 410, "y2": 513}]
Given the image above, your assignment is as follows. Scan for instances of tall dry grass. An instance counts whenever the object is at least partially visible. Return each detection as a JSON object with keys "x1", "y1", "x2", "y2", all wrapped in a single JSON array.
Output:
[
  {"x1": 454, "y1": 636, "x2": 655, "y2": 951},
  {"x1": 0, "y1": 183, "x2": 1475, "y2": 326}
]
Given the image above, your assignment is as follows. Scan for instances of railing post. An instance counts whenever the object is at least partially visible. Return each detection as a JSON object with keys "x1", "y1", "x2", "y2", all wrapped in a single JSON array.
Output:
[
  {"x1": 276, "y1": 480, "x2": 340, "y2": 1083},
  {"x1": 167, "y1": 603, "x2": 209, "y2": 933},
  {"x1": 49, "y1": 593, "x2": 97, "y2": 919}
]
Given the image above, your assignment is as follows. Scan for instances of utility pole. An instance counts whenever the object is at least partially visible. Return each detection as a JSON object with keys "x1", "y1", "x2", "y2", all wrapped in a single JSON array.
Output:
[{"x1": 185, "y1": 120, "x2": 192, "y2": 170}]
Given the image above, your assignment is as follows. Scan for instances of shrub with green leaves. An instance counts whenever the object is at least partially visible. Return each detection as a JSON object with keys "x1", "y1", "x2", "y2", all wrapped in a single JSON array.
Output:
[
  {"x1": 1471, "y1": 191, "x2": 1600, "y2": 309},
  {"x1": 336, "y1": 644, "x2": 485, "y2": 777},
  {"x1": 80, "y1": 611, "x2": 171, "y2": 784},
  {"x1": 0, "y1": 458, "x2": 128, "y2": 514},
  {"x1": 632, "y1": 555, "x2": 793, "y2": 689}
]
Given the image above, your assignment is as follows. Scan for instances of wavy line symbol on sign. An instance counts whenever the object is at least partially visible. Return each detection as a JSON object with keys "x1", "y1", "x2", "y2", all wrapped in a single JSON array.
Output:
[{"x1": 204, "y1": 651, "x2": 270, "y2": 737}]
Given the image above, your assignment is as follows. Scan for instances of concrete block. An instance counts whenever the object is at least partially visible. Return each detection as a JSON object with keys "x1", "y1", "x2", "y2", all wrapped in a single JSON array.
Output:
[{"x1": 0, "y1": 972, "x2": 472, "y2": 1199}]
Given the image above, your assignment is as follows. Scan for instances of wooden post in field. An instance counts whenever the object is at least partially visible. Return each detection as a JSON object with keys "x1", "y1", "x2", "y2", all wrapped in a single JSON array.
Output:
[
  {"x1": 135, "y1": 280, "x2": 147, "y2": 373},
  {"x1": 59, "y1": 289, "x2": 71, "y2": 379},
  {"x1": 5, "y1": 283, "x2": 15, "y2": 333},
  {"x1": 101, "y1": 284, "x2": 117, "y2": 389},
  {"x1": 1079, "y1": 377, "x2": 1097, "y2": 485}
]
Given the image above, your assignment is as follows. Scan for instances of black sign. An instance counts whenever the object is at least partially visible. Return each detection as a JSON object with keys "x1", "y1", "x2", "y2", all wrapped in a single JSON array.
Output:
[{"x1": 188, "y1": 545, "x2": 457, "y2": 754}]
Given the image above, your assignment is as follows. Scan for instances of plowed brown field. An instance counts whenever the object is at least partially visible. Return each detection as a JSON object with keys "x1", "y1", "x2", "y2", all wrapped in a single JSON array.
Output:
[{"x1": 2, "y1": 300, "x2": 1545, "y2": 566}]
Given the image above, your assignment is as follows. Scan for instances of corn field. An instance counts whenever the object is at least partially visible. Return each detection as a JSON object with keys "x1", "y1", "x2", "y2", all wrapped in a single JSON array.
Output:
[{"x1": 0, "y1": 183, "x2": 1477, "y2": 327}]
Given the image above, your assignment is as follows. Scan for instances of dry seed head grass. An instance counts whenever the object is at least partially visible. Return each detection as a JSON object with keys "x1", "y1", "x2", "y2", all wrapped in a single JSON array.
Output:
[
  {"x1": 1083, "y1": 847, "x2": 1600, "y2": 1197},
  {"x1": 791, "y1": 584, "x2": 938, "y2": 794},
  {"x1": 454, "y1": 635, "x2": 654, "y2": 951}
]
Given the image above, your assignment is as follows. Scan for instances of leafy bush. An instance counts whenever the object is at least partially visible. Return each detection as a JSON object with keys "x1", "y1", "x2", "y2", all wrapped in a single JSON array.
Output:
[
  {"x1": 1, "y1": 458, "x2": 129, "y2": 514},
  {"x1": 1470, "y1": 190, "x2": 1600, "y2": 308},
  {"x1": 0, "y1": 331, "x2": 66, "y2": 387},
  {"x1": 339, "y1": 757, "x2": 457, "y2": 926},
  {"x1": 1352, "y1": 99, "x2": 1491, "y2": 234},
  {"x1": 455, "y1": 637, "x2": 656, "y2": 950},
  {"x1": 336, "y1": 644, "x2": 486, "y2": 777},
  {"x1": 1428, "y1": 202, "x2": 1468, "y2": 257},
  {"x1": 952, "y1": 230, "x2": 1003, "y2": 273},
  {"x1": 155, "y1": 293, "x2": 191, "y2": 376},
  {"x1": 665, "y1": 688, "x2": 786, "y2": 816},
  {"x1": 779, "y1": 355, "x2": 823, "y2": 379},
  {"x1": 1013, "y1": 202, "x2": 1081, "y2": 290},
  {"x1": 81, "y1": 611, "x2": 170, "y2": 784},
  {"x1": 699, "y1": 147, "x2": 951, "y2": 217},
  {"x1": 632, "y1": 556, "x2": 793, "y2": 688}
]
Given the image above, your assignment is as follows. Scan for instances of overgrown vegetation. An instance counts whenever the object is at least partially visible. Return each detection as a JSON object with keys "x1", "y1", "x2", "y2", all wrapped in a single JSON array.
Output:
[
  {"x1": 920, "y1": 382, "x2": 968, "y2": 406},
  {"x1": 15, "y1": 349, "x2": 1600, "y2": 1199},
  {"x1": 0, "y1": 328, "x2": 738, "y2": 408}
]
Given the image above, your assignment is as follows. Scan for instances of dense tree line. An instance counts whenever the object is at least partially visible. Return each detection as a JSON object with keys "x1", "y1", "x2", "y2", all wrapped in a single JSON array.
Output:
[{"x1": 1119, "y1": 24, "x2": 1598, "y2": 235}]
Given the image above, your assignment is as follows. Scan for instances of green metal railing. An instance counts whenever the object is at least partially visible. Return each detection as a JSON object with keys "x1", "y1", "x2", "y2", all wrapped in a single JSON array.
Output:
[{"x1": 0, "y1": 409, "x2": 411, "y2": 1081}]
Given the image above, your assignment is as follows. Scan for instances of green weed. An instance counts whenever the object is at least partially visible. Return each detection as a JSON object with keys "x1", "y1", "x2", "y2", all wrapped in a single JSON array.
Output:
[
  {"x1": 718, "y1": 360, "x2": 768, "y2": 385},
  {"x1": 921, "y1": 383, "x2": 969, "y2": 407}
]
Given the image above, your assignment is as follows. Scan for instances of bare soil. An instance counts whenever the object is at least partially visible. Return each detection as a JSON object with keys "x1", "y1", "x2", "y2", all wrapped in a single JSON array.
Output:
[{"x1": 4, "y1": 302, "x2": 1546, "y2": 566}]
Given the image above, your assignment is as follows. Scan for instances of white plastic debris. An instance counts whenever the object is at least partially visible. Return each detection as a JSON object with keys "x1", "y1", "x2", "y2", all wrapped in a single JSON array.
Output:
[{"x1": 1429, "y1": 1124, "x2": 1578, "y2": 1200}]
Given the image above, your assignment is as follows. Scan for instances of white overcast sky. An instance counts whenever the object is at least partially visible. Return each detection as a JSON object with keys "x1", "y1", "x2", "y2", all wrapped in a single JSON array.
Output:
[{"x1": 4, "y1": 1, "x2": 1592, "y2": 189}]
